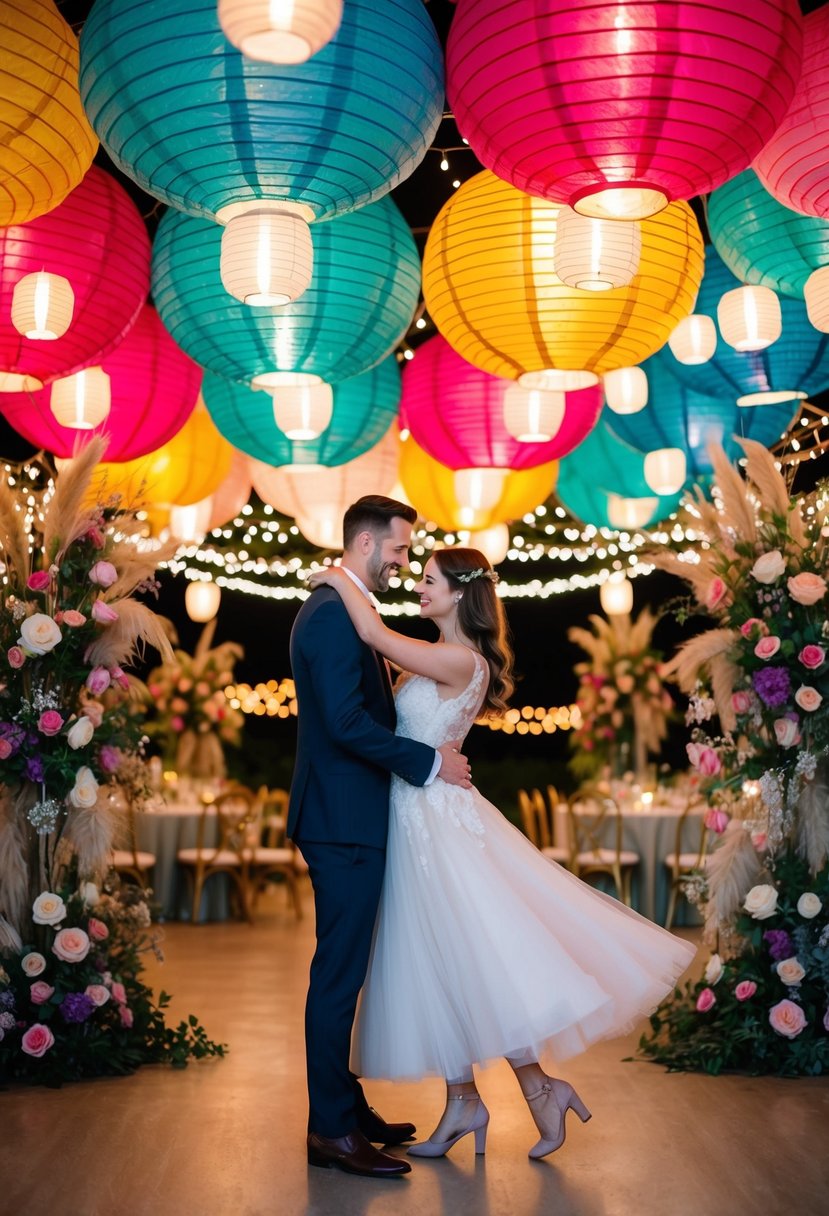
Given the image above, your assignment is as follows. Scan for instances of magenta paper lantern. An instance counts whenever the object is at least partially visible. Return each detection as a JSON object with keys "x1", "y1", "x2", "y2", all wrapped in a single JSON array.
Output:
[
  {"x1": 399, "y1": 335, "x2": 602, "y2": 470},
  {"x1": 0, "y1": 165, "x2": 150, "y2": 392},
  {"x1": 447, "y1": 0, "x2": 803, "y2": 220},
  {"x1": 0, "y1": 305, "x2": 200, "y2": 460},
  {"x1": 754, "y1": 7, "x2": 829, "y2": 219}
]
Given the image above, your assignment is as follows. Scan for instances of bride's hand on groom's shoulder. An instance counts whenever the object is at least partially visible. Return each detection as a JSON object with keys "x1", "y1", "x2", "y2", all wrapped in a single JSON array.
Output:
[{"x1": 306, "y1": 567, "x2": 339, "y2": 590}]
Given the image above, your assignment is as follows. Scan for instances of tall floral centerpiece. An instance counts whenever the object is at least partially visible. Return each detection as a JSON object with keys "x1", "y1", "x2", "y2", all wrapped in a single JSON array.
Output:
[
  {"x1": 639, "y1": 440, "x2": 829, "y2": 1075},
  {"x1": 568, "y1": 609, "x2": 673, "y2": 781}
]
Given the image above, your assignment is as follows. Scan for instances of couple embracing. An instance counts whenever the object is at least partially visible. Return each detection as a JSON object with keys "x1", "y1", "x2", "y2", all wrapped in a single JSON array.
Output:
[{"x1": 288, "y1": 496, "x2": 693, "y2": 1179}]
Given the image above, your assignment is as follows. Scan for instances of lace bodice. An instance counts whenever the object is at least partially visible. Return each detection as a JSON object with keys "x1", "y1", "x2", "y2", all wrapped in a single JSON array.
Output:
[{"x1": 393, "y1": 650, "x2": 487, "y2": 749}]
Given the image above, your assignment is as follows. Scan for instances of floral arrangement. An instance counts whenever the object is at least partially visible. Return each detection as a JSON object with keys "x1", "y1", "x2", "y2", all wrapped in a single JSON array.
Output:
[
  {"x1": 638, "y1": 439, "x2": 829, "y2": 1075},
  {"x1": 568, "y1": 608, "x2": 673, "y2": 780}
]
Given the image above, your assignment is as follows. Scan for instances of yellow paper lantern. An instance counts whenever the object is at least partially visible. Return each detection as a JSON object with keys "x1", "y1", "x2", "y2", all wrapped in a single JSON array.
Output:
[
  {"x1": 422, "y1": 171, "x2": 703, "y2": 381},
  {"x1": 0, "y1": 0, "x2": 97, "y2": 226}
]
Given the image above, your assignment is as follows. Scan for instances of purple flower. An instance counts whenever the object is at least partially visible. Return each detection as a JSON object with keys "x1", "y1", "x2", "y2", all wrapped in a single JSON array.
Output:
[
  {"x1": 59, "y1": 992, "x2": 96, "y2": 1024},
  {"x1": 24, "y1": 755, "x2": 45, "y2": 783},
  {"x1": 764, "y1": 929, "x2": 794, "y2": 961},
  {"x1": 752, "y1": 667, "x2": 791, "y2": 709},
  {"x1": 0, "y1": 990, "x2": 15, "y2": 1011},
  {"x1": 0, "y1": 722, "x2": 26, "y2": 755}
]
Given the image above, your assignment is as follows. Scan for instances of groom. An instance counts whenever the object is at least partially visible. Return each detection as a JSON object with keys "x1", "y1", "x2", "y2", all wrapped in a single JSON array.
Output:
[{"x1": 288, "y1": 495, "x2": 471, "y2": 1178}]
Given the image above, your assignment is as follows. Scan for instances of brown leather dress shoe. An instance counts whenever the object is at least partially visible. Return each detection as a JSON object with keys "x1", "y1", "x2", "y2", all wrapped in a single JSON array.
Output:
[
  {"x1": 307, "y1": 1131, "x2": 411, "y2": 1177},
  {"x1": 358, "y1": 1106, "x2": 417, "y2": 1146}
]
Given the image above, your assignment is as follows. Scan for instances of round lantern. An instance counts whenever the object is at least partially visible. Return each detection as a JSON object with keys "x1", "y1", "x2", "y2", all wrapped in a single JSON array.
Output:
[
  {"x1": 754, "y1": 6, "x2": 829, "y2": 218},
  {"x1": 270, "y1": 381, "x2": 334, "y2": 441},
  {"x1": 185, "y1": 580, "x2": 221, "y2": 623},
  {"x1": 553, "y1": 209, "x2": 641, "y2": 291},
  {"x1": 467, "y1": 524, "x2": 510, "y2": 566},
  {"x1": 600, "y1": 576, "x2": 633, "y2": 617},
  {"x1": 717, "y1": 286, "x2": 781, "y2": 354},
  {"x1": 81, "y1": 0, "x2": 442, "y2": 302},
  {"x1": 219, "y1": 0, "x2": 343, "y2": 64},
  {"x1": 50, "y1": 367, "x2": 111, "y2": 430},
  {"x1": 202, "y1": 356, "x2": 400, "y2": 467},
  {"x1": 422, "y1": 172, "x2": 703, "y2": 381},
  {"x1": 644, "y1": 449, "x2": 687, "y2": 496},
  {"x1": 668, "y1": 315, "x2": 718, "y2": 365},
  {"x1": 153, "y1": 196, "x2": 419, "y2": 386},
  {"x1": 295, "y1": 512, "x2": 343, "y2": 550},
  {"x1": 447, "y1": 0, "x2": 803, "y2": 220},
  {"x1": 453, "y1": 468, "x2": 507, "y2": 518},
  {"x1": 518, "y1": 370, "x2": 599, "y2": 391},
  {"x1": 502, "y1": 386, "x2": 565, "y2": 443},
  {"x1": 168, "y1": 500, "x2": 214, "y2": 543},
  {"x1": 606, "y1": 496, "x2": 659, "y2": 532},
  {"x1": 11, "y1": 272, "x2": 74, "y2": 340},
  {"x1": 0, "y1": 0, "x2": 97, "y2": 227},
  {"x1": 604, "y1": 367, "x2": 648, "y2": 416},
  {"x1": 398, "y1": 436, "x2": 557, "y2": 533},
  {"x1": 708, "y1": 169, "x2": 829, "y2": 299},
  {"x1": 219, "y1": 208, "x2": 315, "y2": 305},
  {"x1": 804, "y1": 268, "x2": 829, "y2": 333},
  {"x1": 0, "y1": 305, "x2": 201, "y2": 461},
  {"x1": 0, "y1": 166, "x2": 150, "y2": 392}
]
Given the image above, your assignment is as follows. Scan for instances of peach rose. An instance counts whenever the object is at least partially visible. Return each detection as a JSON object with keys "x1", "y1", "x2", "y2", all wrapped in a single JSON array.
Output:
[
  {"x1": 798, "y1": 644, "x2": 825, "y2": 670},
  {"x1": 18, "y1": 613, "x2": 62, "y2": 656},
  {"x1": 21, "y1": 951, "x2": 46, "y2": 977},
  {"x1": 696, "y1": 987, "x2": 716, "y2": 1012},
  {"x1": 32, "y1": 892, "x2": 66, "y2": 926},
  {"x1": 81, "y1": 701, "x2": 104, "y2": 728},
  {"x1": 704, "y1": 954, "x2": 724, "y2": 985},
  {"x1": 735, "y1": 980, "x2": 757, "y2": 1001},
  {"x1": 774, "y1": 717, "x2": 801, "y2": 748},
  {"x1": 85, "y1": 984, "x2": 110, "y2": 1007},
  {"x1": 52, "y1": 927, "x2": 91, "y2": 964},
  {"x1": 754, "y1": 636, "x2": 781, "y2": 660},
  {"x1": 751, "y1": 550, "x2": 786, "y2": 584},
  {"x1": 21, "y1": 1024, "x2": 55, "y2": 1057},
  {"x1": 66, "y1": 716, "x2": 94, "y2": 749},
  {"x1": 87, "y1": 917, "x2": 109, "y2": 942},
  {"x1": 797, "y1": 892, "x2": 822, "y2": 919},
  {"x1": 62, "y1": 609, "x2": 86, "y2": 627},
  {"x1": 787, "y1": 572, "x2": 827, "y2": 606},
  {"x1": 795, "y1": 686, "x2": 822, "y2": 713},
  {"x1": 776, "y1": 957, "x2": 806, "y2": 986},
  {"x1": 69, "y1": 766, "x2": 99, "y2": 809},
  {"x1": 30, "y1": 980, "x2": 54, "y2": 1005},
  {"x1": 768, "y1": 999, "x2": 807, "y2": 1039}
]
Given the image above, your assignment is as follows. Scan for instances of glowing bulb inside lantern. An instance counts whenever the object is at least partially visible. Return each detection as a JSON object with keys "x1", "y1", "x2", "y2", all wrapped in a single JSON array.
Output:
[
  {"x1": 454, "y1": 467, "x2": 506, "y2": 526},
  {"x1": 50, "y1": 367, "x2": 111, "y2": 430},
  {"x1": 668, "y1": 314, "x2": 717, "y2": 365},
  {"x1": 644, "y1": 447, "x2": 686, "y2": 495},
  {"x1": 271, "y1": 380, "x2": 334, "y2": 440},
  {"x1": 503, "y1": 385, "x2": 565, "y2": 442},
  {"x1": 218, "y1": 201, "x2": 315, "y2": 307},
  {"x1": 606, "y1": 494, "x2": 658, "y2": 530},
  {"x1": 11, "y1": 271, "x2": 75, "y2": 340},
  {"x1": 218, "y1": 0, "x2": 343, "y2": 64},
  {"x1": 600, "y1": 575, "x2": 633, "y2": 616},
  {"x1": 603, "y1": 366, "x2": 648, "y2": 415},
  {"x1": 519, "y1": 369, "x2": 599, "y2": 391},
  {"x1": 717, "y1": 285, "x2": 781, "y2": 352},
  {"x1": 185, "y1": 580, "x2": 221, "y2": 622},
  {"x1": 573, "y1": 185, "x2": 668, "y2": 222}
]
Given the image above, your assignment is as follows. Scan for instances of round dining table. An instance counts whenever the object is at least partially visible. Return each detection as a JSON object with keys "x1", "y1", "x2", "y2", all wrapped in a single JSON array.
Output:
[{"x1": 135, "y1": 797, "x2": 229, "y2": 921}]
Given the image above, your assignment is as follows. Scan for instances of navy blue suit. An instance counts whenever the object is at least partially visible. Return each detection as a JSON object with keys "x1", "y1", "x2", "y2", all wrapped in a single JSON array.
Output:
[{"x1": 288, "y1": 585, "x2": 435, "y2": 1137}]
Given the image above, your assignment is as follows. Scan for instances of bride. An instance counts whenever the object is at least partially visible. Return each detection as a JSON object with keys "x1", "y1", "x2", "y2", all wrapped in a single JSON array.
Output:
[{"x1": 307, "y1": 547, "x2": 695, "y2": 1160}]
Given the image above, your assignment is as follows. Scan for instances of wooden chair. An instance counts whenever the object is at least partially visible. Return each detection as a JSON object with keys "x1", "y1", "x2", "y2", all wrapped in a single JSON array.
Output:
[
  {"x1": 176, "y1": 786, "x2": 260, "y2": 923},
  {"x1": 518, "y1": 787, "x2": 571, "y2": 866},
  {"x1": 111, "y1": 797, "x2": 156, "y2": 890},
  {"x1": 567, "y1": 786, "x2": 640, "y2": 905},
  {"x1": 663, "y1": 793, "x2": 709, "y2": 930},
  {"x1": 250, "y1": 787, "x2": 303, "y2": 919}
]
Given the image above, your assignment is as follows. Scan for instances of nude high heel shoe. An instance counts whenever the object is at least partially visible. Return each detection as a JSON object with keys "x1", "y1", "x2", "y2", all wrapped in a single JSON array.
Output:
[
  {"x1": 407, "y1": 1093, "x2": 490, "y2": 1158},
  {"x1": 525, "y1": 1078, "x2": 591, "y2": 1160}
]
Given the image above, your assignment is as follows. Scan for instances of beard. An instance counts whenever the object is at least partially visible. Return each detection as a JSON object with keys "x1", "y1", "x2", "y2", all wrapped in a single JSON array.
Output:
[{"x1": 367, "y1": 551, "x2": 397, "y2": 593}]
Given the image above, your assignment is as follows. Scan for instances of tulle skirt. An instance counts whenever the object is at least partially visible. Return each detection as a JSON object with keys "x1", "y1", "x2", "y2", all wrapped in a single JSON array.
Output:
[{"x1": 352, "y1": 778, "x2": 696, "y2": 1081}]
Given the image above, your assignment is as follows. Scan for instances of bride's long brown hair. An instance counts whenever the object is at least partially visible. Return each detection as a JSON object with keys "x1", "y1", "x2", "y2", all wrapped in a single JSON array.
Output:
[{"x1": 432, "y1": 548, "x2": 515, "y2": 715}]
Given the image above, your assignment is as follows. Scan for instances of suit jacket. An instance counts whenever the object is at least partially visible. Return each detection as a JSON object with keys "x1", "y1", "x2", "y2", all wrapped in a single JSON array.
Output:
[{"x1": 287, "y1": 585, "x2": 436, "y2": 848}]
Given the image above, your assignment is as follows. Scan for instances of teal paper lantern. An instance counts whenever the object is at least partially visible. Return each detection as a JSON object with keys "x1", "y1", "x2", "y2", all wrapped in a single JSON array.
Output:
[
  {"x1": 152, "y1": 196, "x2": 420, "y2": 385},
  {"x1": 202, "y1": 357, "x2": 400, "y2": 467},
  {"x1": 708, "y1": 169, "x2": 829, "y2": 298},
  {"x1": 557, "y1": 421, "x2": 682, "y2": 530}
]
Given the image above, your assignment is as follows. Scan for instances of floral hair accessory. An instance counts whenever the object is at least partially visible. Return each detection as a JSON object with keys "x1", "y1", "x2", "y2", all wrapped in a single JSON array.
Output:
[{"x1": 455, "y1": 568, "x2": 499, "y2": 585}]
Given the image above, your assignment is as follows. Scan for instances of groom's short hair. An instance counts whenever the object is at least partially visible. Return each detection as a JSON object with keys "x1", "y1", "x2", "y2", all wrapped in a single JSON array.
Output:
[{"x1": 343, "y1": 495, "x2": 416, "y2": 548}]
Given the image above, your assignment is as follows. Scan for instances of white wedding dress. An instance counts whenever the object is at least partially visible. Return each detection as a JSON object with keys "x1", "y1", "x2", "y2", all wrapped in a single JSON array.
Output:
[{"x1": 352, "y1": 652, "x2": 696, "y2": 1081}]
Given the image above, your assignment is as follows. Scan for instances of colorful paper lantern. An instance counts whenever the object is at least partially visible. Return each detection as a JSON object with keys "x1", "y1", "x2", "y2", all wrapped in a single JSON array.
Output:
[
  {"x1": 152, "y1": 196, "x2": 419, "y2": 386},
  {"x1": 10, "y1": 272, "x2": 74, "y2": 340},
  {"x1": 208, "y1": 450, "x2": 252, "y2": 529},
  {"x1": 644, "y1": 448, "x2": 686, "y2": 496},
  {"x1": 604, "y1": 367, "x2": 648, "y2": 416},
  {"x1": 422, "y1": 172, "x2": 703, "y2": 381},
  {"x1": 804, "y1": 269, "x2": 829, "y2": 333},
  {"x1": 81, "y1": 0, "x2": 442, "y2": 300},
  {"x1": 219, "y1": 209, "x2": 315, "y2": 306},
  {"x1": 553, "y1": 210, "x2": 641, "y2": 291},
  {"x1": 754, "y1": 6, "x2": 829, "y2": 219},
  {"x1": 201, "y1": 356, "x2": 400, "y2": 468},
  {"x1": 0, "y1": 0, "x2": 97, "y2": 227},
  {"x1": 49, "y1": 367, "x2": 111, "y2": 430},
  {"x1": 447, "y1": 0, "x2": 802, "y2": 220},
  {"x1": 717, "y1": 286, "x2": 782, "y2": 353},
  {"x1": 0, "y1": 166, "x2": 150, "y2": 392},
  {"x1": 605, "y1": 497, "x2": 659, "y2": 532},
  {"x1": 185, "y1": 580, "x2": 221, "y2": 623},
  {"x1": 219, "y1": 0, "x2": 343, "y2": 64},
  {"x1": 668, "y1": 315, "x2": 718, "y2": 365},
  {"x1": 600, "y1": 576, "x2": 633, "y2": 617},
  {"x1": 0, "y1": 305, "x2": 201, "y2": 461},
  {"x1": 502, "y1": 387, "x2": 566, "y2": 444}
]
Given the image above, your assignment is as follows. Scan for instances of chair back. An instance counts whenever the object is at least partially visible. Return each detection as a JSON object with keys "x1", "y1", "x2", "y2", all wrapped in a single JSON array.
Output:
[
  {"x1": 569, "y1": 785, "x2": 624, "y2": 860},
  {"x1": 518, "y1": 788, "x2": 551, "y2": 848},
  {"x1": 260, "y1": 787, "x2": 290, "y2": 847},
  {"x1": 546, "y1": 785, "x2": 564, "y2": 848},
  {"x1": 672, "y1": 791, "x2": 709, "y2": 869},
  {"x1": 209, "y1": 787, "x2": 260, "y2": 862}
]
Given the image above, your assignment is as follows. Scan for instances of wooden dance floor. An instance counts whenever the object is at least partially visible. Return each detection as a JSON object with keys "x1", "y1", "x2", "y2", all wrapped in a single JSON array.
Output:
[{"x1": 2, "y1": 886, "x2": 828, "y2": 1216}]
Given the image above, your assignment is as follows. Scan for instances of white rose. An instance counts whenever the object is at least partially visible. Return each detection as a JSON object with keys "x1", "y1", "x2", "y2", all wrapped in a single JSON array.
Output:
[
  {"x1": 21, "y1": 951, "x2": 46, "y2": 977},
  {"x1": 776, "y1": 957, "x2": 806, "y2": 986},
  {"x1": 18, "y1": 613, "x2": 62, "y2": 656},
  {"x1": 31, "y1": 891, "x2": 67, "y2": 926},
  {"x1": 80, "y1": 882, "x2": 100, "y2": 906},
  {"x1": 751, "y1": 550, "x2": 786, "y2": 584},
  {"x1": 69, "y1": 766, "x2": 99, "y2": 809},
  {"x1": 704, "y1": 954, "x2": 724, "y2": 985},
  {"x1": 66, "y1": 716, "x2": 94, "y2": 750},
  {"x1": 743, "y1": 883, "x2": 779, "y2": 920},
  {"x1": 797, "y1": 892, "x2": 822, "y2": 919}
]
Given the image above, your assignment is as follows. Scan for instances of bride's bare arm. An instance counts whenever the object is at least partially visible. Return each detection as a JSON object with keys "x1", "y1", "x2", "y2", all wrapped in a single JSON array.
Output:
[{"x1": 307, "y1": 566, "x2": 476, "y2": 687}]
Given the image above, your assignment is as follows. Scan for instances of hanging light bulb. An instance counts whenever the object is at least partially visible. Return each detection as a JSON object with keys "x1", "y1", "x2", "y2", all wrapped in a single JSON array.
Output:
[
  {"x1": 185, "y1": 580, "x2": 221, "y2": 622},
  {"x1": 169, "y1": 498, "x2": 214, "y2": 543},
  {"x1": 668, "y1": 314, "x2": 717, "y2": 365},
  {"x1": 553, "y1": 207, "x2": 641, "y2": 291},
  {"x1": 11, "y1": 271, "x2": 75, "y2": 340},
  {"x1": 717, "y1": 285, "x2": 782, "y2": 352},
  {"x1": 49, "y1": 367, "x2": 111, "y2": 429},
  {"x1": 600, "y1": 575, "x2": 634, "y2": 616},
  {"x1": 502, "y1": 385, "x2": 565, "y2": 442},
  {"x1": 467, "y1": 523, "x2": 510, "y2": 565},
  {"x1": 804, "y1": 267, "x2": 829, "y2": 333},
  {"x1": 453, "y1": 467, "x2": 507, "y2": 526},
  {"x1": 271, "y1": 380, "x2": 334, "y2": 439},
  {"x1": 218, "y1": 0, "x2": 343, "y2": 64},
  {"x1": 606, "y1": 494, "x2": 658, "y2": 530},
  {"x1": 518, "y1": 369, "x2": 599, "y2": 391},
  {"x1": 219, "y1": 203, "x2": 314, "y2": 305},
  {"x1": 644, "y1": 447, "x2": 686, "y2": 495},
  {"x1": 603, "y1": 366, "x2": 648, "y2": 415}
]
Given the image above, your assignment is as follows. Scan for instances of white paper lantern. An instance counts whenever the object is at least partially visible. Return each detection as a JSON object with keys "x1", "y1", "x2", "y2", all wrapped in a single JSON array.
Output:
[
  {"x1": 502, "y1": 385, "x2": 565, "y2": 442},
  {"x1": 606, "y1": 494, "x2": 658, "y2": 530},
  {"x1": 250, "y1": 427, "x2": 399, "y2": 517},
  {"x1": 271, "y1": 380, "x2": 334, "y2": 439},
  {"x1": 804, "y1": 267, "x2": 829, "y2": 333},
  {"x1": 644, "y1": 447, "x2": 686, "y2": 495},
  {"x1": 11, "y1": 271, "x2": 75, "y2": 340},
  {"x1": 49, "y1": 367, "x2": 111, "y2": 429},
  {"x1": 296, "y1": 511, "x2": 341, "y2": 549},
  {"x1": 219, "y1": 203, "x2": 314, "y2": 306},
  {"x1": 518, "y1": 369, "x2": 599, "y2": 391},
  {"x1": 169, "y1": 498, "x2": 214, "y2": 543},
  {"x1": 553, "y1": 207, "x2": 641, "y2": 292},
  {"x1": 668, "y1": 313, "x2": 717, "y2": 364},
  {"x1": 185, "y1": 580, "x2": 221, "y2": 622},
  {"x1": 600, "y1": 576, "x2": 633, "y2": 616},
  {"x1": 453, "y1": 467, "x2": 507, "y2": 519},
  {"x1": 468, "y1": 523, "x2": 510, "y2": 565},
  {"x1": 603, "y1": 366, "x2": 648, "y2": 415},
  {"x1": 218, "y1": 0, "x2": 343, "y2": 64},
  {"x1": 717, "y1": 285, "x2": 781, "y2": 352}
]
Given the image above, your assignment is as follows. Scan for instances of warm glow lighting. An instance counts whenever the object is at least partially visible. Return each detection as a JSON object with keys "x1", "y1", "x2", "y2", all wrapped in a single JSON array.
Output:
[
  {"x1": 644, "y1": 448, "x2": 686, "y2": 495},
  {"x1": 717, "y1": 285, "x2": 782, "y2": 352},
  {"x1": 804, "y1": 267, "x2": 829, "y2": 333},
  {"x1": 518, "y1": 369, "x2": 600, "y2": 391},
  {"x1": 603, "y1": 366, "x2": 648, "y2": 415},
  {"x1": 502, "y1": 385, "x2": 566, "y2": 442},
  {"x1": 554, "y1": 207, "x2": 641, "y2": 291},
  {"x1": 574, "y1": 186, "x2": 669, "y2": 222},
  {"x1": 606, "y1": 494, "x2": 658, "y2": 530},
  {"x1": 169, "y1": 499, "x2": 214, "y2": 543},
  {"x1": 271, "y1": 381, "x2": 334, "y2": 439},
  {"x1": 600, "y1": 575, "x2": 633, "y2": 616},
  {"x1": 185, "y1": 580, "x2": 221, "y2": 622},
  {"x1": 218, "y1": 0, "x2": 343, "y2": 64},
  {"x1": 668, "y1": 313, "x2": 717, "y2": 365},
  {"x1": 219, "y1": 203, "x2": 314, "y2": 306},
  {"x1": 11, "y1": 271, "x2": 75, "y2": 340},
  {"x1": 49, "y1": 367, "x2": 110, "y2": 429},
  {"x1": 467, "y1": 523, "x2": 510, "y2": 565},
  {"x1": 296, "y1": 511, "x2": 341, "y2": 549},
  {"x1": 453, "y1": 467, "x2": 507, "y2": 515},
  {"x1": 737, "y1": 389, "x2": 807, "y2": 407}
]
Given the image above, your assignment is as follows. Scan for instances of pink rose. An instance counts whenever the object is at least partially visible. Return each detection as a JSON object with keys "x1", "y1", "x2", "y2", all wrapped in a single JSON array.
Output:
[
  {"x1": 86, "y1": 525, "x2": 106, "y2": 548},
  {"x1": 7, "y1": 646, "x2": 25, "y2": 669},
  {"x1": 704, "y1": 808, "x2": 730, "y2": 834},
  {"x1": 751, "y1": 832, "x2": 768, "y2": 852},
  {"x1": 85, "y1": 984, "x2": 110, "y2": 1007},
  {"x1": 26, "y1": 571, "x2": 50, "y2": 592},
  {"x1": 99, "y1": 744, "x2": 122, "y2": 774},
  {"x1": 0, "y1": 739, "x2": 12, "y2": 760},
  {"x1": 696, "y1": 987, "x2": 716, "y2": 1012},
  {"x1": 705, "y1": 577, "x2": 728, "y2": 610},
  {"x1": 787, "y1": 572, "x2": 827, "y2": 606},
  {"x1": 30, "y1": 980, "x2": 55, "y2": 1005},
  {"x1": 110, "y1": 665, "x2": 129, "y2": 690},
  {"x1": 81, "y1": 701, "x2": 104, "y2": 728},
  {"x1": 87, "y1": 917, "x2": 109, "y2": 942},
  {"x1": 754, "y1": 636, "x2": 781, "y2": 660},
  {"x1": 698, "y1": 747, "x2": 721, "y2": 777},
  {"x1": 799, "y1": 644, "x2": 825, "y2": 670},
  {"x1": 685, "y1": 742, "x2": 703, "y2": 768},
  {"x1": 37, "y1": 710, "x2": 64, "y2": 736},
  {"x1": 740, "y1": 618, "x2": 769, "y2": 638},
  {"x1": 62, "y1": 609, "x2": 87, "y2": 628},
  {"x1": 768, "y1": 998, "x2": 807, "y2": 1039},
  {"x1": 119, "y1": 1005, "x2": 134, "y2": 1029},
  {"x1": 111, "y1": 981, "x2": 127, "y2": 1006},
  {"x1": 731, "y1": 690, "x2": 752, "y2": 714},
  {"x1": 91, "y1": 599, "x2": 119, "y2": 624},
  {"x1": 21, "y1": 1023, "x2": 55, "y2": 1057},
  {"x1": 774, "y1": 717, "x2": 801, "y2": 748},
  {"x1": 735, "y1": 980, "x2": 757, "y2": 1001},
  {"x1": 795, "y1": 686, "x2": 822, "y2": 713},
  {"x1": 52, "y1": 927, "x2": 91, "y2": 964},
  {"x1": 86, "y1": 666, "x2": 111, "y2": 695},
  {"x1": 89, "y1": 561, "x2": 117, "y2": 588},
  {"x1": 171, "y1": 716, "x2": 185, "y2": 732}
]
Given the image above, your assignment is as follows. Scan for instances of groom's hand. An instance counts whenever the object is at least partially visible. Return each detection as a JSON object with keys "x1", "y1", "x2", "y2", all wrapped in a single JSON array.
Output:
[{"x1": 437, "y1": 741, "x2": 472, "y2": 788}]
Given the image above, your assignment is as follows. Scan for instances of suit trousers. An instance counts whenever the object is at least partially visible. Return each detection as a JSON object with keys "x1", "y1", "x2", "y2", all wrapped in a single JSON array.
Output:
[{"x1": 297, "y1": 839, "x2": 386, "y2": 1138}]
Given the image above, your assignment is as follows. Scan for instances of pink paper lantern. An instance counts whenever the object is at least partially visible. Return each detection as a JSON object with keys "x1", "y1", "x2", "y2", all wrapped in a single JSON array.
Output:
[
  {"x1": 0, "y1": 305, "x2": 200, "y2": 460},
  {"x1": 399, "y1": 335, "x2": 603, "y2": 470},
  {"x1": 754, "y1": 7, "x2": 829, "y2": 219},
  {"x1": 447, "y1": 0, "x2": 803, "y2": 220},
  {"x1": 0, "y1": 165, "x2": 150, "y2": 391}
]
